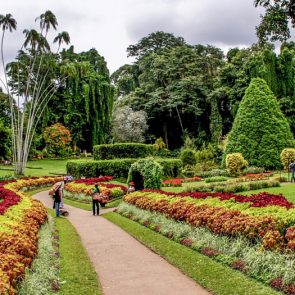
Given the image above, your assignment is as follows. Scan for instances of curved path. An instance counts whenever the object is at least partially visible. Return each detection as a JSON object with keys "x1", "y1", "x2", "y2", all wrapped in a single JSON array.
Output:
[{"x1": 33, "y1": 191, "x2": 211, "y2": 295}]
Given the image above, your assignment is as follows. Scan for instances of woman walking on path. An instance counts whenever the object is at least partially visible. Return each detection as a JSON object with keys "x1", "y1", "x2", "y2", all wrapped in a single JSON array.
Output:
[
  {"x1": 53, "y1": 186, "x2": 62, "y2": 217},
  {"x1": 92, "y1": 183, "x2": 101, "y2": 216}
]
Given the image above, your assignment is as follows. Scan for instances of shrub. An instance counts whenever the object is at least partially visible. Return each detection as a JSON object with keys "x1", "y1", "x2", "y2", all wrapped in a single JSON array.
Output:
[
  {"x1": 196, "y1": 169, "x2": 228, "y2": 178},
  {"x1": 180, "y1": 148, "x2": 196, "y2": 166},
  {"x1": 226, "y1": 153, "x2": 248, "y2": 176},
  {"x1": 128, "y1": 158, "x2": 163, "y2": 189},
  {"x1": 205, "y1": 176, "x2": 227, "y2": 183},
  {"x1": 243, "y1": 166, "x2": 265, "y2": 174},
  {"x1": 281, "y1": 148, "x2": 295, "y2": 170},
  {"x1": 67, "y1": 158, "x2": 181, "y2": 178},
  {"x1": 93, "y1": 143, "x2": 154, "y2": 160},
  {"x1": 43, "y1": 123, "x2": 72, "y2": 157},
  {"x1": 223, "y1": 78, "x2": 295, "y2": 169}
]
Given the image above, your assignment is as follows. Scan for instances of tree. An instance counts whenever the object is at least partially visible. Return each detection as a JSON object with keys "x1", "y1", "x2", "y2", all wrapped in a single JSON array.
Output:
[
  {"x1": 0, "y1": 120, "x2": 11, "y2": 160},
  {"x1": 43, "y1": 123, "x2": 72, "y2": 157},
  {"x1": 127, "y1": 31, "x2": 185, "y2": 59},
  {"x1": 223, "y1": 78, "x2": 295, "y2": 168},
  {"x1": 111, "y1": 106, "x2": 148, "y2": 143},
  {"x1": 0, "y1": 11, "x2": 71, "y2": 174},
  {"x1": 254, "y1": 0, "x2": 295, "y2": 42}
]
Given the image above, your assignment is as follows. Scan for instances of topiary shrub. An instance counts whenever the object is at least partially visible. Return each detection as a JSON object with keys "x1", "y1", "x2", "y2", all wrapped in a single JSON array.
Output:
[
  {"x1": 226, "y1": 153, "x2": 248, "y2": 176},
  {"x1": 127, "y1": 158, "x2": 163, "y2": 189},
  {"x1": 223, "y1": 78, "x2": 295, "y2": 169},
  {"x1": 93, "y1": 143, "x2": 154, "y2": 160},
  {"x1": 281, "y1": 148, "x2": 295, "y2": 170},
  {"x1": 180, "y1": 148, "x2": 196, "y2": 166}
]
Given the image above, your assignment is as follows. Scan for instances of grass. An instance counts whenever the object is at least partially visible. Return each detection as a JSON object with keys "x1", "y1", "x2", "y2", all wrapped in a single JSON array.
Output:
[
  {"x1": 48, "y1": 210, "x2": 102, "y2": 295},
  {"x1": 104, "y1": 212, "x2": 281, "y2": 295}
]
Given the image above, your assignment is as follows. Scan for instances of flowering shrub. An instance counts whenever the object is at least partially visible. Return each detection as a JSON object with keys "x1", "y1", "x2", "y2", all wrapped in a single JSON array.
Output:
[
  {"x1": 226, "y1": 153, "x2": 248, "y2": 176},
  {"x1": 0, "y1": 177, "x2": 53, "y2": 294},
  {"x1": 162, "y1": 176, "x2": 203, "y2": 187}
]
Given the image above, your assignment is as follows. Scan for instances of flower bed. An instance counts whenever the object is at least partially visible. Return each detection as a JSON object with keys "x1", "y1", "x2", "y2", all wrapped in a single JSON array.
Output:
[
  {"x1": 64, "y1": 180, "x2": 127, "y2": 203},
  {"x1": 0, "y1": 177, "x2": 62, "y2": 294},
  {"x1": 74, "y1": 176, "x2": 113, "y2": 184},
  {"x1": 162, "y1": 176, "x2": 203, "y2": 187},
  {"x1": 123, "y1": 190, "x2": 295, "y2": 251}
]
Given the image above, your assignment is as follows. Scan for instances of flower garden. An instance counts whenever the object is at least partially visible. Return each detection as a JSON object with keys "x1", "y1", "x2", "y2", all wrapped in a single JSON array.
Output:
[
  {"x1": 117, "y1": 188, "x2": 295, "y2": 294},
  {"x1": 0, "y1": 177, "x2": 63, "y2": 294}
]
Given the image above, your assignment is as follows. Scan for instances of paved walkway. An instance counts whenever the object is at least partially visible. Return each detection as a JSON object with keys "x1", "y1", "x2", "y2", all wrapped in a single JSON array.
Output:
[{"x1": 33, "y1": 191, "x2": 211, "y2": 295}]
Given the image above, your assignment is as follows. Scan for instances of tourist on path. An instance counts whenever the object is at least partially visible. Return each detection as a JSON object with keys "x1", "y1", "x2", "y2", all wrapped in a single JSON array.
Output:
[
  {"x1": 92, "y1": 183, "x2": 101, "y2": 216},
  {"x1": 53, "y1": 186, "x2": 62, "y2": 217},
  {"x1": 290, "y1": 161, "x2": 295, "y2": 182}
]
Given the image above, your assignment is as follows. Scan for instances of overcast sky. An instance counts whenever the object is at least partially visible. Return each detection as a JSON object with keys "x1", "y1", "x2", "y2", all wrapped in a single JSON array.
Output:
[{"x1": 1, "y1": 0, "x2": 263, "y2": 74}]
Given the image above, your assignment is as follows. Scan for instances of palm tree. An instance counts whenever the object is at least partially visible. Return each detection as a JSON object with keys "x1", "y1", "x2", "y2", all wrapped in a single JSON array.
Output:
[
  {"x1": 36, "y1": 10, "x2": 58, "y2": 35},
  {"x1": 53, "y1": 31, "x2": 70, "y2": 52},
  {"x1": 23, "y1": 29, "x2": 40, "y2": 51}
]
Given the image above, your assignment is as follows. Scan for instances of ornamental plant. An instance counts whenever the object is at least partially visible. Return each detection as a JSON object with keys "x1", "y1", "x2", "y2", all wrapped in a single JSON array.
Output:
[
  {"x1": 223, "y1": 78, "x2": 295, "y2": 169},
  {"x1": 226, "y1": 153, "x2": 248, "y2": 176},
  {"x1": 281, "y1": 148, "x2": 295, "y2": 170},
  {"x1": 180, "y1": 148, "x2": 196, "y2": 166},
  {"x1": 44, "y1": 123, "x2": 72, "y2": 157}
]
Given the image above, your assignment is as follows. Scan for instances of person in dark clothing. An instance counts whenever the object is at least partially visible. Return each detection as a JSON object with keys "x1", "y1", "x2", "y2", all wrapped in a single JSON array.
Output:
[
  {"x1": 53, "y1": 186, "x2": 62, "y2": 217},
  {"x1": 92, "y1": 183, "x2": 101, "y2": 216},
  {"x1": 290, "y1": 161, "x2": 295, "y2": 182}
]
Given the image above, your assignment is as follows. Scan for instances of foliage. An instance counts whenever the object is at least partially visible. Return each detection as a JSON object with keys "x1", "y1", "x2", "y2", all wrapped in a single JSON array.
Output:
[
  {"x1": 127, "y1": 158, "x2": 163, "y2": 189},
  {"x1": 67, "y1": 158, "x2": 182, "y2": 179},
  {"x1": 226, "y1": 153, "x2": 248, "y2": 177},
  {"x1": 93, "y1": 143, "x2": 154, "y2": 160},
  {"x1": 204, "y1": 176, "x2": 228, "y2": 183},
  {"x1": 153, "y1": 137, "x2": 166, "y2": 150},
  {"x1": 224, "y1": 78, "x2": 295, "y2": 169},
  {"x1": 111, "y1": 106, "x2": 148, "y2": 143},
  {"x1": 0, "y1": 120, "x2": 11, "y2": 160},
  {"x1": 43, "y1": 123, "x2": 72, "y2": 157},
  {"x1": 180, "y1": 149, "x2": 196, "y2": 166},
  {"x1": 196, "y1": 169, "x2": 228, "y2": 178},
  {"x1": 254, "y1": 0, "x2": 295, "y2": 42},
  {"x1": 281, "y1": 148, "x2": 295, "y2": 170},
  {"x1": 243, "y1": 166, "x2": 265, "y2": 174}
]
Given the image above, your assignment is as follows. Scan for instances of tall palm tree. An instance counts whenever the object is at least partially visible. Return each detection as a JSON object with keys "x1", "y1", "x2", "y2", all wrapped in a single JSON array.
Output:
[
  {"x1": 53, "y1": 31, "x2": 70, "y2": 52},
  {"x1": 36, "y1": 10, "x2": 58, "y2": 35},
  {"x1": 23, "y1": 29, "x2": 40, "y2": 51}
]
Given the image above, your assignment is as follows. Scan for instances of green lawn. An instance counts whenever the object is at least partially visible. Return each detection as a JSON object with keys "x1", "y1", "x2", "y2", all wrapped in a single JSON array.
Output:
[{"x1": 104, "y1": 212, "x2": 281, "y2": 295}]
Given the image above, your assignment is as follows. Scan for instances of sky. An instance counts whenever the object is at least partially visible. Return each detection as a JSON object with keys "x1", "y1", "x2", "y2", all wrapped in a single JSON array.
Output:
[{"x1": 1, "y1": 0, "x2": 263, "y2": 74}]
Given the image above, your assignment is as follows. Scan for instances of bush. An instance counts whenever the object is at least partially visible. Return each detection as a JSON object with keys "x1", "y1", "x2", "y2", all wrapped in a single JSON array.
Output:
[
  {"x1": 128, "y1": 158, "x2": 163, "y2": 189},
  {"x1": 281, "y1": 148, "x2": 295, "y2": 170},
  {"x1": 196, "y1": 169, "x2": 228, "y2": 178},
  {"x1": 93, "y1": 143, "x2": 154, "y2": 160},
  {"x1": 67, "y1": 158, "x2": 181, "y2": 178},
  {"x1": 226, "y1": 153, "x2": 248, "y2": 177},
  {"x1": 243, "y1": 166, "x2": 265, "y2": 174},
  {"x1": 205, "y1": 176, "x2": 228, "y2": 183},
  {"x1": 180, "y1": 148, "x2": 196, "y2": 166},
  {"x1": 223, "y1": 78, "x2": 295, "y2": 169}
]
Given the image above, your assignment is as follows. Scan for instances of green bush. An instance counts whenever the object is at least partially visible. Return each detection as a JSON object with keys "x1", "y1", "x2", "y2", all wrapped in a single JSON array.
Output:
[
  {"x1": 180, "y1": 148, "x2": 196, "y2": 166},
  {"x1": 196, "y1": 169, "x2": 228, "y2": 178},
  {"x1": 185, "y1": 179, "x2": 280, "y2": 193},
  {"x1": 243, "y1": 166, "x2": 265, "y2": 174},
  {"x1": 205, "y1": 176, "x2": 227, "y2": 183},
  {"x1": 93, "y1": 143, "x2": 154, "y2": 160},
  {"x1": 226, "y1": 153, "x2": 248, "y2": 176},
  {"x1": 67, "y1": 158, "x2": 181, "y2": 178},
  {"x1": 110, "y1": 187, "x2": 124, "y2": 198},
  {"x1": 128, "y1": 158, "x2": 163, "y2": 189},
  {"x1": 223, "y1": 78, "x2": 295, "y2": 169}
]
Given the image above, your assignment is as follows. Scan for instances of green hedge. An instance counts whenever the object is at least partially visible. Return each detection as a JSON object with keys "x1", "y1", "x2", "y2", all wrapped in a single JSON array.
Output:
[
  {"x1": 67, "y1": 158, "x2": 182, "y2": 178},
  {"x1": 93, "y1": 143, "x2": 154, "y2": 160}
]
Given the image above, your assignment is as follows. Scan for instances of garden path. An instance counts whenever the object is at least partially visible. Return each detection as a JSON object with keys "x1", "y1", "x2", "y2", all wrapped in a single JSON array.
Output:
[{"x1": 33, "y1": 190, "x2": 211, "y2": 295}]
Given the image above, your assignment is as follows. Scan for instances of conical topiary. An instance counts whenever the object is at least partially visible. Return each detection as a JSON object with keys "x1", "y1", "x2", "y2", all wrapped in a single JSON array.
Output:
[{"x1": 223, "y1": 78, "x2": 295, "y2": 168}]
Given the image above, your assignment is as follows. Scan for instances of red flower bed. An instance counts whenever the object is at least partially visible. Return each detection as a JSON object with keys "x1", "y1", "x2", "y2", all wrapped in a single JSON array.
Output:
[
  {"x1": 142, "y1": 189, "x2": 294, "y2": 209},
  {"x1": 101, "y1": 183, "x2": 127, "y2": 193},
  {"x1": 74, "y1": 176, "x2": 113, "y2": 184},
  {"x1": 0, "y1": 187, "x2": 21, "y2": 215},
  {"x1": 162, "y1": 176, "x2": 203, "y2": 187}
]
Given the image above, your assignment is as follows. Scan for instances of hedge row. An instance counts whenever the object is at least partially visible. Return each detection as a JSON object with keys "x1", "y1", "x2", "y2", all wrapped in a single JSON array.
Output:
[
  {"x1": 93, "y1": 143, "x2": 154, "y2": 160},
  {"x1": 67, "y1": 158, "x2": 182, "y2": 178}
]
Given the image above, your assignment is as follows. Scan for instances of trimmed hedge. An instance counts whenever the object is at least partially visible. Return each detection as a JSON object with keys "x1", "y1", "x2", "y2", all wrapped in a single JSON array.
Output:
[
  {"x1": 67, "y1": 158, "x2": 182, "y2": 178},
  {"x1": 93, "y1": 143, "x2": 154, "y2": 160}
]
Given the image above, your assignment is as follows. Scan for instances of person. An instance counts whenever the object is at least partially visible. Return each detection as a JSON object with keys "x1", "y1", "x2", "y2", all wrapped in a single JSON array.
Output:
[
  {"x1": 290, "y1": 161, "x2": 295, "y2": 182},
  {"x1": 53, "y1": 184, "x2": 62, "y2": 217},
  {"x1": 92, "y1": 183, "x2": 101, "y2": 216},
  {"x1": 127, "y1": 181, "x2": 135, "y2": 194}
]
